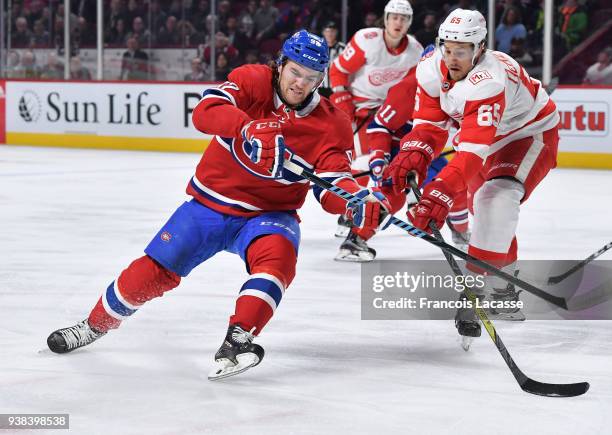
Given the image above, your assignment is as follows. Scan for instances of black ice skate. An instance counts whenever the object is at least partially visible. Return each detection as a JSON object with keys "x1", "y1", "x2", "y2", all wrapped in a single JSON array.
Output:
[
  {"x1": 47, "y1": 319, "x2": 107, "y2": 354},
  {"x1": 334, "y1": 231, "x2": 376, "y2": 262},
  {"x1": 335, "y1": 214, "x2": 352, "y2": 237},
  {"x1": 454, "y1": 292, "x2": 482, "y2": 351},
  {"x1": 208, "y1": 325, "x2": 265, "y2": 381},
  {"x1": 488, "y1": 284, "x2": 526, "y2": 321}
]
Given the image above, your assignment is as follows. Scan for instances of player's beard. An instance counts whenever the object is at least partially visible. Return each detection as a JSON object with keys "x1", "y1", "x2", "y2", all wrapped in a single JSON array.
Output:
[{"x1": 270, "y1": 63, "x2": 316, "y2": 111}]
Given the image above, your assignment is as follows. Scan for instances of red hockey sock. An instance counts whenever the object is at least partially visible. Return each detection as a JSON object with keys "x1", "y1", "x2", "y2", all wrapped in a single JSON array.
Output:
[
  {"x1": 448, "y1": 187, "x2": 469, "y2": 233},
  {"x1": 88, "y1": 255, "x2": 181, "y2": 332},
  {"x1": 229, "y1": 235, "x2": 297, "y2": 335},
  {"x1": 466, "y1": 236, "x2": 518, "y2": 274}
]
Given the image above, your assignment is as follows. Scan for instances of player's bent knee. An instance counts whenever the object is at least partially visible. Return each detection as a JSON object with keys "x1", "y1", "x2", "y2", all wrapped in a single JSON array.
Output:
[
  {"x1": 247, "y1": 235, "x2": 297, "y2": 288},
  {"x1": 476, "y1": 177, "x2": 525, "y2": 206},
  {"x1": 117, "y1": 255, "x2": 181, "y2": 305}
]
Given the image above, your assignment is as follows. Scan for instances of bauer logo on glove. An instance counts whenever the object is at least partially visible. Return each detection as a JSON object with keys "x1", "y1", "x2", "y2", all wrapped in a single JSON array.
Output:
[{"x1": 407, "y1": 179, "x2": 454, "y2": 231}]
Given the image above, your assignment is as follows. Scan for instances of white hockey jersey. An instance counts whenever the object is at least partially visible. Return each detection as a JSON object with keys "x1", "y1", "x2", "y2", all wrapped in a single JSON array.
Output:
[
  {"x1": 413, "y1": 49, "x2": 559, "y2": 160},
  {"x1": 330, "y1": 28, "x2": 423, "y2": 112}
]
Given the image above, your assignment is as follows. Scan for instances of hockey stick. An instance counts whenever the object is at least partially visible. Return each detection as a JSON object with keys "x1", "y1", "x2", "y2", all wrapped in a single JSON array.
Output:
[
  {"x1": 547, "y1": 241, "x2": 612, "y2": 285},
  {"x1": 407, "y1": 179, "x2": 589, "y2": 397},
  {"x1": 352, "y1": 110, "x2": 376, "y2": 135},
  {"x1": 283, "y1": 160, "x2": 569, "y2": 309}
]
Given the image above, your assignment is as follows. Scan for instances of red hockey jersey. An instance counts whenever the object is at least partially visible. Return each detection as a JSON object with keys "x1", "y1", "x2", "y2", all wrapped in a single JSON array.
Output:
[{"x1": 190, "y1": 64, "x2": 356, "y2": 217}]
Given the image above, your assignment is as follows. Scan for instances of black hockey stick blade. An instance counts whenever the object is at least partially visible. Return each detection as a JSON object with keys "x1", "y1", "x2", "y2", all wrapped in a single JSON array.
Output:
[
  {"x1": 519, "y1": 378, "x2": 589, "y2": 397},
  {"x1": 547, "y1": 241, "x2": 612, "y2": 285}
]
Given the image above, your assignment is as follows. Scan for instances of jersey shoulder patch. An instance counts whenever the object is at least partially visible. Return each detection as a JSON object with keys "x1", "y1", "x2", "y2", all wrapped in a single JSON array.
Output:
[
  {"x1": 353, "y1": 28, "x2": 383, "y2": 50},
  {"x1": 465, "y1": 75, "x2": 505, "y2": 101},
  {"x1": 468, "y1": 70, "x2": 493, "y2": 85}
]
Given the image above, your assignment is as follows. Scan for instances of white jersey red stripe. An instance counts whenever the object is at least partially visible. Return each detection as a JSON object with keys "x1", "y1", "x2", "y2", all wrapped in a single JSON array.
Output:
[
  {"x1": 330, "y1": 28, "x2": 422, "y2": 112},
  {"x1": 413, "y1": 49, "x2": 559, "y2": 160}
]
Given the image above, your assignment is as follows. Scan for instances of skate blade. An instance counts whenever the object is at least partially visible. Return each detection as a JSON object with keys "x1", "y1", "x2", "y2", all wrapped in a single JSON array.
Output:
[
  {"x1": 335, "y1": 226, "x2": 351, "y2": 238},
  {"x1": 460, "y1": 336, "x2": 474, "y2": 352},
  {"x1": 334, "y1": 249, "x2": 374, "y2": 263},
  {"x1": 208, "y1": 353, "x2": 260, "y2": 381},
  {"x1": 487, "y1": 311, "x2": 526, "y2": 321}
]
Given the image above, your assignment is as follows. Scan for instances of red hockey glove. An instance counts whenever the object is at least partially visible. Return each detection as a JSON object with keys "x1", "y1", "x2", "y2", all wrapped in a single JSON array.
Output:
[
  {"x1": 408, "y1": 179, "x2": 454, "y2": 232},
  {"x1": 346, "y1": 187, "x2": 392, "y2": 231},
  {"x1": 331, "y1": 90, "x2": 355, "y2": 117},
  {"x1": 241, "y1": 119, "x2": 285, "y2": 179},
  {"x1": 387, "y1": 140, "x2": 435, "y2": 194},
  {"x1": 368, "y1": 150, "x2": 390, "y2": 185}
]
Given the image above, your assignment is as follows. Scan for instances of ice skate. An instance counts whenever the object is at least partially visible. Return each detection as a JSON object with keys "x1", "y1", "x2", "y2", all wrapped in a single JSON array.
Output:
[
  {"x1": 335, "y1": 214, "x2": 352, "y2": 237},
  {"x1": 334, "y1": 231, "x2": 376, "y2": 262},
  {"x1": 208, "y1": 325, "x2": 265, "y2": 381},
  {"x1": 47, "y1": 319, "x2": 107, "y2": 354},
  {"x1": 454, "y1": 292, "x2": 481, "y2": 341},
  {"x1": 487, "y1": 284, "x2": 526, "y2": 321}
]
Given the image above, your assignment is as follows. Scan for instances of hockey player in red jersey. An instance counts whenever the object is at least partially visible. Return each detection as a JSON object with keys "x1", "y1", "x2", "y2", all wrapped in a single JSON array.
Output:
[
  {"x1": 389, "y1": 9, "x2": 559, "y2": 337},
  {"x1": 329, "y1": 0, "x2": 422, "y2": 158},
  {"x1": 335, "y1": 69, "x2": 472, "y2": 261},
  {"x1": 329, "y1": 0, "x2": 421, "y2": 259},
  {"x1": 46, "y1": 30, "x2": 391, "y2": 380}
]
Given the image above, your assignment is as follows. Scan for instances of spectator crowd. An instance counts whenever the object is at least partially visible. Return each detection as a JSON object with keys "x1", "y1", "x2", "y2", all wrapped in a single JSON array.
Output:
[{"x1": 2, "y1": 0, "x2": 611, "y2": 83}]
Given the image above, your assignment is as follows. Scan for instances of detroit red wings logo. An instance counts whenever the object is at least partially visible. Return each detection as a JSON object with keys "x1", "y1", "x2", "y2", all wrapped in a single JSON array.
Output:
[{"x1": 368, "y1": 69, "x2": 406, "y2": 86}]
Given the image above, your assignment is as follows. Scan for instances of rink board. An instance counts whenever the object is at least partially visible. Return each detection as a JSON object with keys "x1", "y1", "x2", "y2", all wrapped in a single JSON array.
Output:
[
  {"x1": 1, "y1": 80, "x2": 214, "y2": 153},
  {"x1": 1, "y1": 81, "x2": 611, "y2": 168}
]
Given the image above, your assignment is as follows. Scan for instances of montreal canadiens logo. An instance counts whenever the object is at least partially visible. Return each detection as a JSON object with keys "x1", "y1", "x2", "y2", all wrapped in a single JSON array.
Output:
[
  {"x1": 230, "y1": 137, "x2": 292, "y2": 180},
  {"x1": 368, "y1": 69, "x2": 406, "y2": 86},
  {"x1": 160, "y1": 231, "x2": 172, "y2": 242}
]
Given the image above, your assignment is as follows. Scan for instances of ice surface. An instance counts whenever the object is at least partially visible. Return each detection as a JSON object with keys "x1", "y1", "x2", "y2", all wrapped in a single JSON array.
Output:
[{"x1": 1, "y1": 146, "x2": 611, "y2": 435}]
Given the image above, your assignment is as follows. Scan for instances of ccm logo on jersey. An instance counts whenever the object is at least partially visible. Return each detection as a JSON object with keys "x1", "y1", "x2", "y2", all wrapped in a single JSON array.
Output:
[
  {"x1": 430, "y1": 189, "x2": 454, "y2": 207},
  {"x1": 364, "y1": 31, "x2": 378, "y2": 39},
  {"x1": 255, "y1": 121, "x2": 281, "y2": 129},
  {"x1": 469, "y1": 70, "x2": 492, "y2": 85}
]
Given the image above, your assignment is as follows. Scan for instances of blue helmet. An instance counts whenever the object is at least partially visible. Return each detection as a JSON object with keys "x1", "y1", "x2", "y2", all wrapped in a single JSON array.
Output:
[{"x1": 279, "y1": 29, "x2": 329, "y2": 72}]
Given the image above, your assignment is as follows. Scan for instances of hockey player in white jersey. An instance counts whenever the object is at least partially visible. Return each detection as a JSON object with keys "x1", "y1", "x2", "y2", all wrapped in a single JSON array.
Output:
[
  {"x1": 388, "y1": 9, "x2": 560, "y2": 337},
  {"x1": 330, "y1": 0, "x2": 422, "y2": 158},
  {"x1": 329, "y1": 0, "x2": 423, "y2": 260}
]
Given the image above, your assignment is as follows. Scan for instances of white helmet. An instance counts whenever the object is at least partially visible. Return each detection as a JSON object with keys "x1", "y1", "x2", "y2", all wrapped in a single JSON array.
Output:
[
  {"x1": 384, "y1": 0, "x2": 413, "y2": 29},
  {"x1": 438, "y1": 9, "x2": 487, "y2": 45},
  {"x1": 437, "y1": 9, "x2": 487, "y2": 65}
]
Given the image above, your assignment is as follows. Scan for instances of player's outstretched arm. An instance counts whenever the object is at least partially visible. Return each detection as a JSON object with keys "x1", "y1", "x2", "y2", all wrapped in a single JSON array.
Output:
[{"x1": 191, "y1": 67, "x2": 265, "y2": 138}]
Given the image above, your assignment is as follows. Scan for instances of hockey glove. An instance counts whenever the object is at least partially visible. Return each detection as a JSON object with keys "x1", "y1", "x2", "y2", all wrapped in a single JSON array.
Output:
[
  {"x1": 331, "y1": 90, "x2": 355, "y2": 117},
  {"x1": 346, "y1": 187, "x2": 392, "y2": 231},
  {"x1": 368, "y1": 150, "x2": 391, "y2": 185},
  {"x1": 241, "y1": 119, "x2": 285, "y2": 179},
  {"x1": 408, "y1": 179, "x2": 454, "y2": 232},
  {"x1": 387, "y1": 140, "x2": 435, "y2": 194}
]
